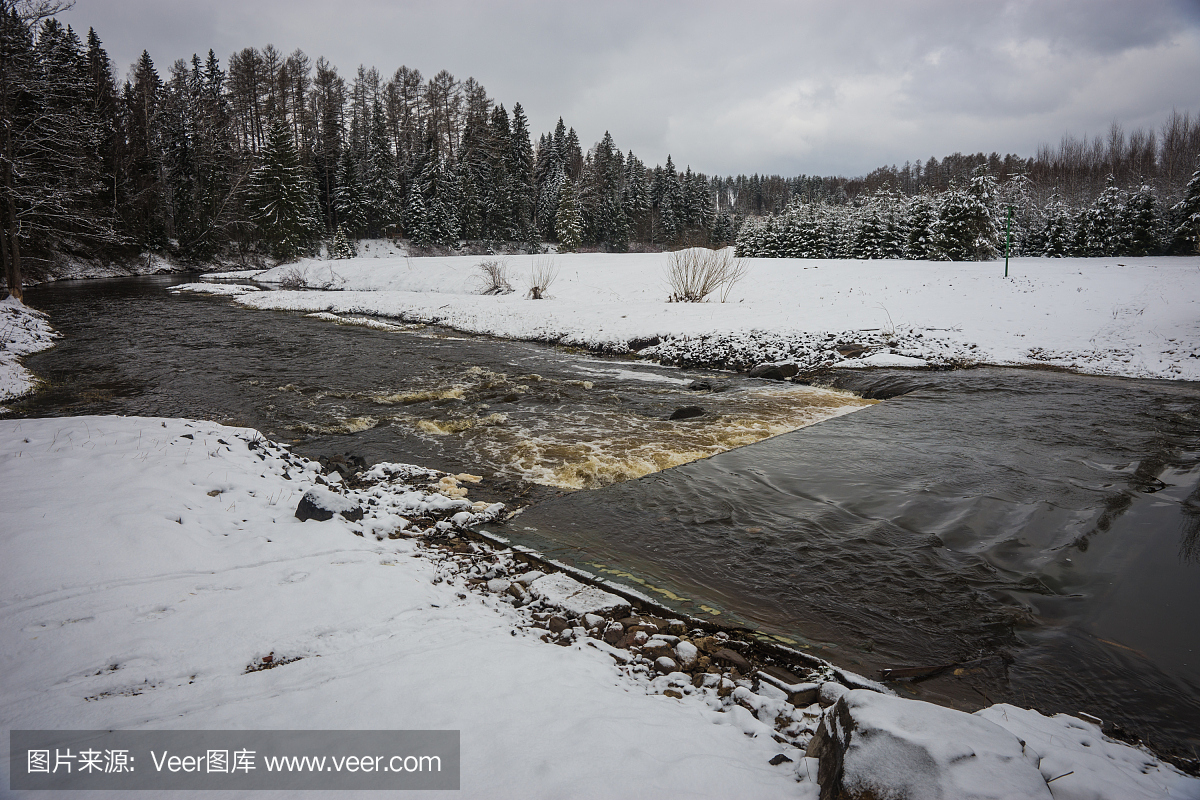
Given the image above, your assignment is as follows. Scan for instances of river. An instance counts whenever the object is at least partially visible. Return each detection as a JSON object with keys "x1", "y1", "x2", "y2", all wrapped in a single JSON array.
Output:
[{"x1": 15, "y1": 274, "x2": 1200, "y2": 761}]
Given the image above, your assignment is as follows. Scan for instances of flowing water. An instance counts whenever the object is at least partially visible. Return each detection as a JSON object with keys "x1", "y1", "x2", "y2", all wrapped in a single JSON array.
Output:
[{"x1": 15, "y1": 274, "x2": 1200, "y2": 760}]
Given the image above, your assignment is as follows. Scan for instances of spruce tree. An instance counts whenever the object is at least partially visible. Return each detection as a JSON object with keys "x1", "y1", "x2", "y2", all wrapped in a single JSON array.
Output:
[
  {"x1": 554, "y1": 179, "x2": 582, "y2": 251},
  {"x1": 334, "y1": 148, "x2": 366, "y2": 238},
  {"x1": 1123, "y1": 183, "x2": 1160, "y2": 256},
  {"x1": 1170, "y1": 158, "x2": 1200, "y2": 254},
  {"x1": 1040, "y1": 195, "x2": 1074, "y2": 257},
  {"x1": 508, "y1": 102, "x2": 535, "y2": 242},
  {"x1": 934, "y1": 169, "x2": 999, "y2": 260},
  {"x1": 249, "y1": 118, "x2": 318, "y2": 260}
]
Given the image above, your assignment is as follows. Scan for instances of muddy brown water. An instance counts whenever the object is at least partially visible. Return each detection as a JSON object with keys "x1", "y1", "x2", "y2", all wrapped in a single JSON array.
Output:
[{"x1": 16, "y1": 274, "x2": 1200, "y2": 761}]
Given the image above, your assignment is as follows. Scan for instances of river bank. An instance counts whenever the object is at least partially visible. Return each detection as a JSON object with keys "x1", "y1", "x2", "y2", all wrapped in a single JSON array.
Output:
[{"x1": 187, "y1": 250, "x2": 1200, "y2": 382}]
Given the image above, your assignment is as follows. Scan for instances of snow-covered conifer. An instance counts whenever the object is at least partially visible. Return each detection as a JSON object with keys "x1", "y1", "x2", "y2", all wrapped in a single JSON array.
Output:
[{"x1": 554, "y1": 180, "x2": 582, "y2": 251}]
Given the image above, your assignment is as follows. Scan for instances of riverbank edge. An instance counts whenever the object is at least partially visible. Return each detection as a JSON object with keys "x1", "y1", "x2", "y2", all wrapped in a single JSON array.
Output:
[
  {"x1": 186, "y1": 269, "x2": 1200, "y2": 384},
  {"x1": 0, "y1": 297, "x2": 59, "y2": 409}
]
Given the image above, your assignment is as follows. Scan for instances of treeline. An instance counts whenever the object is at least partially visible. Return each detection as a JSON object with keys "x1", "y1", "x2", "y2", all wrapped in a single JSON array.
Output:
[
  {"x1": 3, "y1": 3, "x2": 1200, "y2": 301},
  {"x1": 735, "y1": 169, "x2": 1200, "y2": 260},
  {"x1": 0, "y1": 5, "x2": 736, "y2": 299}
]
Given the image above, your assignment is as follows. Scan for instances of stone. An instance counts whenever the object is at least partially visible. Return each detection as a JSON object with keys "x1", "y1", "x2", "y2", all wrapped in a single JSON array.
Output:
[
  {"x1": 769, "y1": 753, "x2": 794, "y2": 766},
  {"x1": 582, "y1": 613, "x2": 604, "y2": 630},
  {"x1": 686, "y1": 378, "x2": 730, "y2": 392},
  {"x1": 712, "y1": 647, "x2": 752, "y2": 674},
  {"x1": 748, "y1": 361, "x2": 800, "y2": 380},
  {"x1": 663, "y1": 689, "x2": 683, "y2": 699},
  {"x1": 805, "y1": 690, "x2": 1051, "y2": 800},
  {"x1": 835, "y1": 343, "x2": 867, "y2": 358},
  {"x1": 627, "y1": 336, "x2": 661, "y2": 351},
  {"x1": 528, "y1": 572, "x2": 631, "y2": 618},
  {"x1": 665, "y1": 619, "x2": 688, "y2": 635},
  {"x1": 674, "y1": 641, "x2": 699, "y2": 670},
  {"x1": 547, "y1": 615, "x2": 569, "y2": 634},
  {"x1": 694, "y1": 636, "x2": 724, "y2": 654},
  {"x1": 603, "y1": 622, "x2": 624, "y2": 644},
  {"x1": 295, "y1": 488, "x2": 363, "y2": 522},
  {"x1": 760, "y1": 664, "x2": 804, "y2": 685},
  {"x1": 758, "y1": 670, "x2": 820, "y2": 707},
  {"x1": 513, "y1": 570, "x2": 545, "y2": 587},
  {"x1": 486, "y1": 578, "x2": 512, "y2": 594},
  {"x1": 655, "y1": 656, "x2": 680, "y2": 673},
  {"x1": 819, "y1": 682, "x2": 849, "y2": 707},
  {"x1": 505, "y1": 583, "x2": 527, "y2": 601},
  {"x1": 641, "y1": 639, "x2": 675, "y2": 661},
  {"x1": 668, "y1": 406, "x2": 705, "y2": 420}
]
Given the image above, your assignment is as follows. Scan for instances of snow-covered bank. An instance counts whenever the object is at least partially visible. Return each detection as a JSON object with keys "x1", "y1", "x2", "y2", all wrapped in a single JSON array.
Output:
[
  {"x1": 192, "y1": 251, "x2": 1200, "y2": 382},
  {"x1": 0, "y1": 416, "x2": 810, "y2": 798},
  {"x1": 2, "y1": 416, "x2": 1195, "y2": 799},
  {"x1": 0, "y1": 296, "x2": 58, "y2": 410}
]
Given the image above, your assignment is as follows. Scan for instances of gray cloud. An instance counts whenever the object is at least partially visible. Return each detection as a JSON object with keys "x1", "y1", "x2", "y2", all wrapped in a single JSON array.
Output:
[{"x1": 66, "y1": 0, "x2": 1200, "y2": 176}]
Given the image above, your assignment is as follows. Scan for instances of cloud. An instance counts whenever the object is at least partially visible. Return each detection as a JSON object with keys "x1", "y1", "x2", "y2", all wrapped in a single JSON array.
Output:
[{"x1": 67, "y1": 0, "x2": 1200, "y2": 176}]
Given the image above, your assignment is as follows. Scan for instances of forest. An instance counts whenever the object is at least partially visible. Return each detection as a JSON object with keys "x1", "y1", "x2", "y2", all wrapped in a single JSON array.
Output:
[{"x1": 2, "y1": 2, "x2": 1200, "y2": 299}]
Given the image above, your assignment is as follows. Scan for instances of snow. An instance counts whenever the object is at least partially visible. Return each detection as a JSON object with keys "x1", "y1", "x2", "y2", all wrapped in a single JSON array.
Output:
[
  {"x1": 816, "y1": 690, "x2": 1200, "y2": 800},
  {"x1": 828, "y1": 689, "x2": 1053, "y2": 799},
  {"x1": 977, "y1": 705, "x2": 1200, "y2": 800},
  {"x1": 0, "y1": 416, "x2": 813, "y2": 799},
  {"x1": 0, "y1": 296, "x2": 58, "y2": 409},
  {"x1": 528, "y1": 571, "x2": 632, "y2": 618},
  {"x1": 196, "y1": 251, "x2": 1200, "y2": 381}
]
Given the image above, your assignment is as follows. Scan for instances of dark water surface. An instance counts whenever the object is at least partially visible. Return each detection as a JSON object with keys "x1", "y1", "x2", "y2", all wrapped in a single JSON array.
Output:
[{"x1": 16, "y1": 275, "x2": 1200, "y2": 758}]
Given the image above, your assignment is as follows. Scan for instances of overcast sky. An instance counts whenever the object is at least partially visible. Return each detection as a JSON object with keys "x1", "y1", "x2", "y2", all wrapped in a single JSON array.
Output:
[{"x1": 64, "y1": 0, "x2": 1200, "y2": 177}]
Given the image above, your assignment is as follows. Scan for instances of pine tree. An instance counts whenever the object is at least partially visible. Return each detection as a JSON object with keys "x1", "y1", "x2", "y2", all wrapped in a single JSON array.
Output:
[
  {"x1": 1040, "y1": 195, "x2": 1074, "y2": 257},
  {"x1": 1170, "y1": 158, "x2": 1200, "y2": 254},
  {"x1": 1123, "y1": 182, "x2": 1160, "y2": 256},
  {"x1": 934, "y1": 169, "x2": 999, "y2": 260},
  {"x1": 328, "y1": 224, "x2": 356, "y2": 258},
  {"x1": 1078, "y1": 176, "x2": 1127, "y2": 255},
  {"x1": 508, "y1": 102, "x2": 535, "y2": 242},
  {"x1": 333, "y1": 148, "x2": 366, "y2": 238},
  {"x1": 249, "y1": 118, "x2": 318, "y2": 260},
  {"x1": 554, "y1": 179, "x2": 582, "y2": 251}
]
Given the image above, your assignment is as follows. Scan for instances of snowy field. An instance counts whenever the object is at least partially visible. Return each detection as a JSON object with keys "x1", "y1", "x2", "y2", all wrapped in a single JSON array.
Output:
[
  {"x1": 2, "y1": 415, "x2": 1196, "y2": 799},
  {"x1": 191, "y1": 249, "x2": 1200, "y2": 382}
]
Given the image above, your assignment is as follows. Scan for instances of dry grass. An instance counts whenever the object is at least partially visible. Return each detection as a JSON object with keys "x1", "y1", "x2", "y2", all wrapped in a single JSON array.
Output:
[
  {"x1": 527, "y1": 257, "x2": 559, "y2": 299},
  {"x1": 664, "y1": 248, "x2": 749, "y2": 303},
  {"x1": 277, "y1": 266, "x2": 307, "y2": 290},
  {"x1": 475, "y1": 258, "x2": 514, "y2": 295}
]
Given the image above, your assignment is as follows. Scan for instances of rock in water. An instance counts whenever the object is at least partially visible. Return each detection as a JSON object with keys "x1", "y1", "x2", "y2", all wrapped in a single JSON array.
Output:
[
  {"x1": 806, "y1": 690, "x2": 1051, "y2": 800},
  {"x1": 686, "y1": 378, "x2": 730, "y2": 392},
  {"x1": 295, "y1": 488, "x2": 364, "y2": 522},
  {"x1": 668, "y1": 406, "x2": 705, "y2": 420},
  {"x1": 748, "y1": 361, "x2": 800, "y2": 380}
]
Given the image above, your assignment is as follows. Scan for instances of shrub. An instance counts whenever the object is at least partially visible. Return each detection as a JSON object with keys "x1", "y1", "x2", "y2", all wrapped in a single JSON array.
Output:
[
  {"x1": 475, "y1": 259, "x2": 513, "y2": 295},
  {"x1": 664, "y1": 248, "x2": 749, "y2": 302},
  {"x1": 527, "y1": 257, "x2": 559, "y2": 299},
  {"x1": 277, "y1": 266, "x2": 307, "y2": 290}
]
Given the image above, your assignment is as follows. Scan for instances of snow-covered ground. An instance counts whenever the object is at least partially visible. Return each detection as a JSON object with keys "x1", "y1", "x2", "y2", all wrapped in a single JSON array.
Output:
[
  {"x1": 0, "y1": 296, "x2": 58, "y2": 410},
  {"x1": 189, "y1": 250, "x2": 1200, "y2": 382},
  {"x1": 2, "y1": 416, "x2": 1195, "y2": 799},
  {"x1": 0, "y1": 416, "x2": 814, "y2": 798}
]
